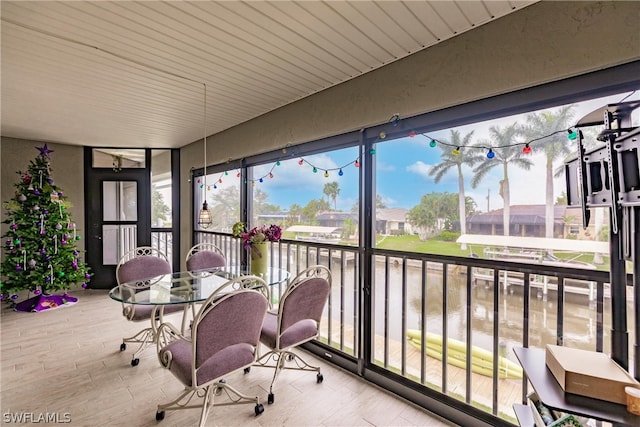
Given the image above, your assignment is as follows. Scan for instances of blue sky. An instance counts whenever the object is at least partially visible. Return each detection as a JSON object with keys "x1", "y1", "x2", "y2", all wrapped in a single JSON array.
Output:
[{"x1": 206, "y1": 90, "x2": 638, "y2": 213}]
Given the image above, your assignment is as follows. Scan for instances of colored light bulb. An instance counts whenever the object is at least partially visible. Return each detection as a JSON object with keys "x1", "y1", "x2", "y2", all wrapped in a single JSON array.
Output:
[
  {"x1": 354, "y1": 160, "x2": 360, "y2": 168},
  {"x1": 429, "y1": 140, "x2": 437, "y2": 148},
  {"x1": 313, "y1": 167, "x2": 317, "y2": 173},
  {"x1": 409, "y1": 131, "x2": 416, "y2": 138},
  {"x1": 324, "y1": 171, "x2": 329, "y2": 178},
  {"x1": 338, "y1": 169, "x2": 344, "y2": 176},
  {"x1": 298, "y1": 159, "x2": 304, "y2": 165},
  {"x1": 568, "y1": 130, "x2": 578, "y2": 140},
  {"x1": 522, "y1": 144, "x2": 532, "y2": 154},
  {"x1": 487, "y1": 149, "x2": 495, "y2": 159},
  {"x1": 452, "y1": 147, "x2": 460, "y2": 156}
]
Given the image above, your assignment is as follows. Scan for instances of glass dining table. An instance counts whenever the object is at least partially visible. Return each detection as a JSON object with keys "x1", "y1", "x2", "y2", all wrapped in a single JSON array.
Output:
[
  {"x1": 109, "y1": 266, "x2": 290, "y2": 364},
  {"x1": 109, "y1": 266, "x2": 290, "y2": 307}
]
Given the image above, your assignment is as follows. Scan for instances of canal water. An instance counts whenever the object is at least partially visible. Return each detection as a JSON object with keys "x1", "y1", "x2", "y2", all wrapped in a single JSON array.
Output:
[{"x1": 366, "y1": 260, "x2": 636, "y2": 367}]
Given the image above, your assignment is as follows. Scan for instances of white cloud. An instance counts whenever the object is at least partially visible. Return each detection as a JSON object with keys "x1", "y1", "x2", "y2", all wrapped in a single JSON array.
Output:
[{"x1": 406, "y1": 161, "x2": 433, "y2": 180}]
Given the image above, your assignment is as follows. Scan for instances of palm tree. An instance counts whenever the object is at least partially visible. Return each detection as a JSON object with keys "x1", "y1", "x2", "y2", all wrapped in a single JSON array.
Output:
[
  {"x1": 524, "y1": 105, "x2": 575, "y2": 238},
  {"x1": 429, "y1": 130, "x2": 484, "y2": 240},
  {"x1": 323, "y1": 181, "x2": 340, "y2": 210},
  {"x1": 472, "y1": 123, "x2": 534, "y2": 236}
]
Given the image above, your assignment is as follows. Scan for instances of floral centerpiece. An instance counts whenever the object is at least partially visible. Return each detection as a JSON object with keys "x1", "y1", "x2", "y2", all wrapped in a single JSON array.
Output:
[
  {"x1": 232, "y1": 222, "x2": 282, "y2": 275},
  {"x1": 232, "y1": 222, "x2": 282, "y2": 248}
]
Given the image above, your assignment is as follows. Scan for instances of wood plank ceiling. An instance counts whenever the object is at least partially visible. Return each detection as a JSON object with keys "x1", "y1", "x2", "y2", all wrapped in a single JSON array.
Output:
[{"x1": 1, "y1": 1, "x2": 537, "y2": 149}]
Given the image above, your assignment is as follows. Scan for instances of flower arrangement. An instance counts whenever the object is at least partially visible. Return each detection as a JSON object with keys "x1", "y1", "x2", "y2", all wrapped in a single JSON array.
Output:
[{"x1": 232, "y1": 222, "x2": 282, "y2": 250}]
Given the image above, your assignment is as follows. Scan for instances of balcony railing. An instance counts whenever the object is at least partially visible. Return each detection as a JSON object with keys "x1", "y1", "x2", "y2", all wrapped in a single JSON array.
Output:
[{"x1": 195, "y1": 230, "x2": 633, "y2": 426}]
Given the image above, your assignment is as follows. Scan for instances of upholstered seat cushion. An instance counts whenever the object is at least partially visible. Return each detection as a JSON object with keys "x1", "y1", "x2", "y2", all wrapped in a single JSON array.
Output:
[
  {"x1": 260, "y1": 311, "x2": 318, "y2": 350},
  {"x1": 118, "y1": 255, "x2": 171, "y2": 284},
  {"x1": 186, "y1": 251, "x2": 226, "y2": 271},
  {"x1": 128, "y1": 302, "x2": 186, "y2": 321},
  {"x1": 160, "y1": 340, "x2": 255, "y2": 387}
]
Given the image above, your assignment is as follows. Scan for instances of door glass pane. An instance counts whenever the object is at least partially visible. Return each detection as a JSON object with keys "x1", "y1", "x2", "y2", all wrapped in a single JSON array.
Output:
[
  {"x1": 151, "y1": 150, "x2": 172, "y2": 228},
  {"x1": 102, "y1": 224, "x2": 138, "y2": 265},
  {"x1": 92, "y1": 149, "x2": 146, "y2": 169},
  {"x1": 103, "y1": 181, "x2": 137, "y2": 221}
]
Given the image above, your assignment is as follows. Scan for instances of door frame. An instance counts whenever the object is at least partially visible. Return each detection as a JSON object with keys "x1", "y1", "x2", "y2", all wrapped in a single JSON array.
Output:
[{"x1": 84, "y1": 148, "x2": 151, "y2": 288}]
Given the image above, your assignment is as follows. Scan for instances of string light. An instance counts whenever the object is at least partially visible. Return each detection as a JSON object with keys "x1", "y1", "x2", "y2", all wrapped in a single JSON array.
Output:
[
  {"x1": 204, "y1": 113, "x2": 577, "y2": 188},
  {"x1": 421, "y1": 127, "x2": 570, "y2": 156}
]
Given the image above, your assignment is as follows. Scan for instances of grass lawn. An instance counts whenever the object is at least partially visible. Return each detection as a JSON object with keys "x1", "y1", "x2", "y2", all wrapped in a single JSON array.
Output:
[{"x1": 375, "y1": 234, "x2": 469, "y2": 257}]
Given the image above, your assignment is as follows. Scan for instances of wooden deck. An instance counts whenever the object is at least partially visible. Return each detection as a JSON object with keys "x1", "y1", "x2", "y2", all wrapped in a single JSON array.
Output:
[{"x1": 322, "y1": 320, "x2": 523, "y2": 422}]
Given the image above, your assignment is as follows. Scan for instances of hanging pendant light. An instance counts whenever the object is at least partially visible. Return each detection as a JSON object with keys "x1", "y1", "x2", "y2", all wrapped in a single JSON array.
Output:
[{"x1": 198, "y1": 83, "x2": 212, "y2": 229}]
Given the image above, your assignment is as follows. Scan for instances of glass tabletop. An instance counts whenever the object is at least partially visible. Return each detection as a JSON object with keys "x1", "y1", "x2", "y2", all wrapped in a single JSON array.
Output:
[{"x1": 108, "y1": 266, "x2": 290, "y2": 305}]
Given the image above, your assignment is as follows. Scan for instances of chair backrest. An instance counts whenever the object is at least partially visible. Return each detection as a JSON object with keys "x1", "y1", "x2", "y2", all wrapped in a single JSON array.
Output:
[
  {"x1": 116, "y1": 246, "x2": 171, "y2": 286},
  {"x1": 279, "y1": 265, "x2": 331, "y2": 333},
  {"x1": 193, "y1": 288, "x2": 268, "y2": 369},
  {"x1": 185, "y1": 243, "x2": 226, "y2": 272}
]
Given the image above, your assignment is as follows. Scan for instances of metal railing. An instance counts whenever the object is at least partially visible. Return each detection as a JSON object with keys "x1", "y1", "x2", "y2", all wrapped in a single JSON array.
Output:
[{"x1": 194, "y1": 230, "x2": 631, "y2": 425}]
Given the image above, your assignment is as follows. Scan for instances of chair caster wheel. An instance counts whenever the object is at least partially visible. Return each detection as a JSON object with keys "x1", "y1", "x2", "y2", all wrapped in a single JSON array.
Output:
[
  {"x1": 244, "y1": 367, "x2": 251, "y2": 374},
  {"x1": 131, "y1": 358, "x2": 140, "y2": 366},
  {"x1": 155, "y1": 411, "x2": 165, "y2": 421},
  {"x1": 317, "y1": 373, "x2": 324, "y2": 383},
  {"x1": 120, "y1": 343, "x2": 126, "y2": 351},
  {"x1": 255, "y1": 403, "x2": 264, "y2": 415},
  {"x1": 267, "y1": 393, "x2": 274, "y2": 404}
]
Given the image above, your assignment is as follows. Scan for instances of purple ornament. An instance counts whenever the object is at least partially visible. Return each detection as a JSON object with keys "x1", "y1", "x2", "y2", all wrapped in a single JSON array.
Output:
[
  {"x1": 58, "y1": 192, "x2": 63, "y2": 197},
  {"x1": 18, "y1": 195, "x2": 26, "y2": 202},
  {"x1": 11, "y1": 294, "x2": 18, "y2": 300},
  {"x1": 10, "y1": 223, "x2": 17, "y2": 230},
  {"x1": 85, "y1": 273, "x2": 91, "y2": 280},
  {"x1": 61, "y1": 240, "x2": 67, "y2": 245},
  {"x1": 0, "y1": 295, "x2": 3, "y2": 301},
  {"x1": 34, "y1": 189, "x2": 41, "y2": 195},
  {"x1": 40, "y1": 230, "x2": 46, "y2": 235},
  {"x1": 55, "y1": 223, "x2": 63, "y2": 230},
  {"x1": 40, "y1": 248, "x2": 46, "y2": 255},
  {"x1": 34, "y1": 289, "x2": 41, "y2": 295},
  {"x1": 47, "y1": 178, "x2": 53, "y2": 184},
  {"x1": 73, "y1": 251, "x2": 79, "y2": 256},
  {"x1": 43, "y1": 209, "x2": 49, "y2": 214},
  {"x1": 45, "y1": 256, "x2": 51, "y2": 261},
  {"x1": 45, "y1": 276, "x2": 51, "y2": 282},
  {"x1": 81, "y1": 283, "x2": 88, "y2": 289},
  {"x1": 28, "y1": 259, "x2": 36, "y2": 268},
  {"x1": 72, "y1": 263, "x2": 78, "y2": 270},
  {"x1": 15, "y1": 265, "x2": 22, "y2": 271}
]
